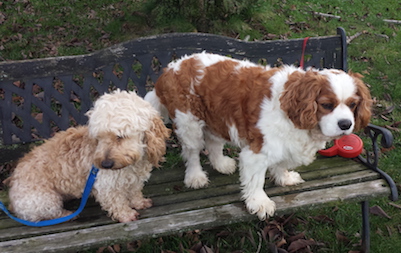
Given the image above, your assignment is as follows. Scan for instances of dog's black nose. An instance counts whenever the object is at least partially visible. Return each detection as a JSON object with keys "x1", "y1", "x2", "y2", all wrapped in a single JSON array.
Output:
[
  {"x1": 101, "y1": 159, "x2": 114, "y2": 169},
  {"x1": 338, "y1": 119, "x2": 352, "y2": 130}
]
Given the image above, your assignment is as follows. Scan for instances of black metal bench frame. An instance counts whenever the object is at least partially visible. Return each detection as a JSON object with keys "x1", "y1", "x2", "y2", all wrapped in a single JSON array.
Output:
[{"x1": 0, "y1": 27, "x2": 398, "y2": 253}]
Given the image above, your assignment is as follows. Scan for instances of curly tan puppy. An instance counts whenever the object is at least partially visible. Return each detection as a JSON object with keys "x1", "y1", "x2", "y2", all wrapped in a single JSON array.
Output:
[{"x1": 5, "y1": 90, "x2": 170, "y2": 223}]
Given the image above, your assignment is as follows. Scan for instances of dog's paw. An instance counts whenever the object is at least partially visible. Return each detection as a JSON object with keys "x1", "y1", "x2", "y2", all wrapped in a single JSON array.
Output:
[
  {"x1": 214, "y1": 156, "x2": 236, "y2": 175},
  {"x1": 130, "y1": 198, "x2": 153, "y2": 210},
  {"x1": 115, "y1": 209, "x2": 140, "y2": 223},
  {"x1": 184, "y1": 170, "x2": 209, "y2": 189},
  {"x1": 245, "y1": 192, "x2": 276, "y2": 220},
  {"x1": 274, "y1": 171, "x2": 305, "y2": 186}
]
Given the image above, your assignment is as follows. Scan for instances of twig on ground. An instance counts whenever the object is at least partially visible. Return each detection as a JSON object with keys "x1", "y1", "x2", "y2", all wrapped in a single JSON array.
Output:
[
  {"x1": 389, "y1": 202, "x2": 401, "y2": 210},
  {"x1": 313, "y1": 12, "x2": 341, "y2": 19},
  {"x1": 384, "y1": 55, "x2": 390, "y2": 65},
  {"x1": 384, "y1": 19, "x2": 401, "y2": 24},
  {"x1": 375, "y1": 33, "x2": 390, "y2": 41},
  {"x1": 347, "y1": 32, "x2": 363, "y2": 44}
]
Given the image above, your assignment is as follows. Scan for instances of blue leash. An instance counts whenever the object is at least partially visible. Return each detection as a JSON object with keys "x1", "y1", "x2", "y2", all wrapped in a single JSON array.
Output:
[{"x1": 0, "y1": 165, "x2": 99, "y2": 227}]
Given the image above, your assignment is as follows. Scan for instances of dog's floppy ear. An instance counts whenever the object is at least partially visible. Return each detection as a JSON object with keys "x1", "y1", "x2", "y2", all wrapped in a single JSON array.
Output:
[
  {"x1": 349, "y1": 71, "x2": 372, "y2": 131},
  {"x1": 280, "y1": 70, "x2": 324, "y2": 129},
  {"x1": 144, "y1": 116, "x2": 171, "y2": 167}
]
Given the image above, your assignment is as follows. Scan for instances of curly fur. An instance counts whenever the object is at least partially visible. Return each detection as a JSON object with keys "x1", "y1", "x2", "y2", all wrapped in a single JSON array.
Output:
[{"x1": 5, "y1": 90, "x2": 170, "y2": 223}]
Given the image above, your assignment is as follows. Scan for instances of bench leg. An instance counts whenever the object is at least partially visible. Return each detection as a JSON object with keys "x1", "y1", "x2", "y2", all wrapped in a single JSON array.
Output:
[{"x1": 361, "y1": 201, "x2": 370, "y2": 253}]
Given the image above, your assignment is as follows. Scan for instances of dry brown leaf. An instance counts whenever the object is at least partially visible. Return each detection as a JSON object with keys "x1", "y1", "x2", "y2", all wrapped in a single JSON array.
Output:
[
  {"x1": 380, "y1": 114, "x2": 391, "y2": 121},
  {"x1": 190, "y1": 241, "x2": 203, "y2": 252},
  {"x1": 370, "y1": 205, "x2": 392, "y2": 219},
  {"x1": 391, "y1": 121, "x2": 401, "y2": 128},
  {"x1": 199, "y1": 245, "x2": 214, "y2": 253},
  {"x1": 126, "y1": 241, "x2": 141, "y2": 251},
  {"x1": 287, "y1": 231, "x2": 306, "y2": 243},
  {"x1": 278, "y1": 249, "x2": 289, "y2": 253},
  {"x1": 383, "y1": 93, "x2": 392, "y2": 101},
  {"x1": 287, "y1": 239, "x2": 315, "y2": 253},
  {"x1": 263, "y1": 221, "x2": 284, "y2": 243},
  {"x1": 385, "y1": 125, "x2": 401, "y2": 132},
  {"x1": 381, "y1": 105, "x2": 395, "y2": 115},
  {"x1": 310, "y1": 215, "x2": 335, "y2": 224},
  {"x1": 96, "y1": 247, "x2": 106, "y2": 253},
  {"x1": 216, "y1": 230, "x2": 230, "y2": 237},
  {"x1": 335, "y1": 230, "x2": 351, "y2": 244},
  {"x1": 34, "y1": 113, "x2": 43, "y2": 123}
]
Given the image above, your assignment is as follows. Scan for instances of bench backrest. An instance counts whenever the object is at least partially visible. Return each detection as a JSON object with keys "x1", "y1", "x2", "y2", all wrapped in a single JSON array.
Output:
[{"x1": 0, "y1": 28, "x2": 347, "y2": 155}]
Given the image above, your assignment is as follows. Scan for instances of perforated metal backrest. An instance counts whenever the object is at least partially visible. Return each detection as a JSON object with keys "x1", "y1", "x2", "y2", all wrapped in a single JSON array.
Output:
[{"x1": 0, "y1": 28, "x2": 347, "y2": 145}]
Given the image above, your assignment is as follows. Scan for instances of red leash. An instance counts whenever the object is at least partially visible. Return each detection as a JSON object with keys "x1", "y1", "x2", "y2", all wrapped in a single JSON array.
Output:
[{"x1": 300, "y1": 37, "x2": 310, "y2": 69}]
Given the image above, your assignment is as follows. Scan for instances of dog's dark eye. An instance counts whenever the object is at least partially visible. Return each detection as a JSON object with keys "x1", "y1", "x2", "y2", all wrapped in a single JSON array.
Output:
[
  {"x1": 117, "y1": 135, "x2": 123, "y2": 140},
  {"x1": 349, "y1": 102, "x2": 357, "y2": 109},
  {"x1": 321, "y1": 103, "x2": 334, "y2": 111}
]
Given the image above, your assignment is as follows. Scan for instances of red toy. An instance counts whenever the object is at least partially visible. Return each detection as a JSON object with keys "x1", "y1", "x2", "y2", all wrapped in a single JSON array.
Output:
[{"x1": 318, "y1": 134, "x2": 363, "y2": 158}]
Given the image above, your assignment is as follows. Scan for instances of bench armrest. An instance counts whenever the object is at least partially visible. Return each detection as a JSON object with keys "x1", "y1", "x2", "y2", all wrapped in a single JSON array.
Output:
[
  {"x1": 358, "y1": 123, "x2": 398, "y2": 201},
  {"x1": 360, "y1": 123, "x2": 393, "y2": 168}
]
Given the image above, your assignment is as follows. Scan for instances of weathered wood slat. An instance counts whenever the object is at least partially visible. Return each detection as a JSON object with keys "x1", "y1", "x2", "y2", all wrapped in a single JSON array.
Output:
[
  {"x1": 0, "y1": 157, "x2": 384, "y2": 243},
  {"x1": 0, "y1": 179, "x2": 389, "y2": 253}
]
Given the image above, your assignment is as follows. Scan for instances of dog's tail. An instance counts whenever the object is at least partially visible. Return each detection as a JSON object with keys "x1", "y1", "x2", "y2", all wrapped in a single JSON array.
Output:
[{"x1": 144, "y1": 90, "x2": 170, "y2": 124}]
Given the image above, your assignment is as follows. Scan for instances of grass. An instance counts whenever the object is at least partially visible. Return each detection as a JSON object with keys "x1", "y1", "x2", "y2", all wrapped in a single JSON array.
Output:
[{"x1": 1, "y1": 0, "x2": 401, "y2": 252}]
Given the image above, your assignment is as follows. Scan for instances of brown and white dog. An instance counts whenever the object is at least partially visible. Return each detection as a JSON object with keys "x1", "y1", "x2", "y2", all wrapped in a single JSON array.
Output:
[{"x1": 145, "y1": 52, "x2": 372, "y2": 220}]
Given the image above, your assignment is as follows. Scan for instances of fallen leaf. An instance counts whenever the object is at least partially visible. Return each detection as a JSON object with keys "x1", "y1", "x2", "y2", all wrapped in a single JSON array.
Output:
[
  {"x1": 96, "y1": 246, "x2": 106, "y2": 253},
  {"x1": 287, "y1": 239, "x2": 315, "y2": 253},
  {"x1": 391, "y1": 121, "x2": 401, "y2": 128},
  {"x1": 190, "y1": 242, "x2": 202, "y2": 252},
  {"x1": 112, "y1": 244, "x2": 121, "y2": 252},
  {"x1": 199, "y1": 245, "x2": 214, "y2": 253},
  {"x1": 216, "y1": 230, "x2": 230, "y2": 237},
  {"x1": 380, "y1": 115, "x2": 391, "y2": 121},
  {"x1": 310, "y1": 215, "x2": 335, "y2": 224},
  {"x1": 32, "y1": 112, "x2": 42, "y2": 121},
  {"x1": 335, "y1": 230, "x2": 350, "y2": 244},
  {"x1": 385, "y1": 125, "x2": 401, "y2": 132},
  {"x1": 380, "y1": 105, "x2": 395, "y2": 115},
  {"x1": 287, "y1": 232, "x2": 306, "y2": 243},
  {"x1": 370, "y1": 205, "x2": 392, "y2": 219},
  {"x1": 263, "y1": 221, "x2": 284, "y2": 243},
  {"x1": 278, "y1": 248, "x2": 289, "y2": 253},
  {"x1": 383, "y1": 93, "x2": 392, "y2": 101},
  {"x1": 126, "y1": 241, "x2": 141, "y2": 251}
]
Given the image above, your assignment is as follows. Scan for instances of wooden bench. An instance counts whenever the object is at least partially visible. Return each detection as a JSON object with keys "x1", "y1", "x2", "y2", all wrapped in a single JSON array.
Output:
[{"x1": 0, "y1": 27, "x2": 398, "y2": 253}]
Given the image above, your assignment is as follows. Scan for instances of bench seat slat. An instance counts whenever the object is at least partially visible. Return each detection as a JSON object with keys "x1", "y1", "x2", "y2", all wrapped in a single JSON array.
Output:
[
  {"x1": 0, "y1": 179, "x2": 389, "y2": 253},
  {"x1": 0, "y1": 157, "x2": 388, "y2": 248}
]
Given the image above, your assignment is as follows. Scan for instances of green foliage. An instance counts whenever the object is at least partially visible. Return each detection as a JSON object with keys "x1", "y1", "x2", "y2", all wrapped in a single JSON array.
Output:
[{"x1": 143, "y1": 0, "x2": 265, "y2": 34}]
